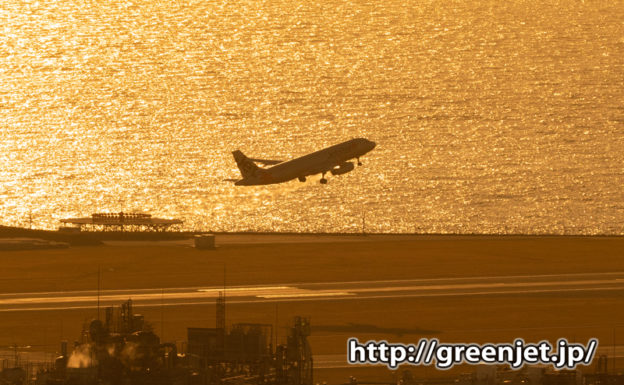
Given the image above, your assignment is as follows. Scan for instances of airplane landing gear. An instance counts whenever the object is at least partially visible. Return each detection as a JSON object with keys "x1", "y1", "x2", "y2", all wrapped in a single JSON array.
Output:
[
  {"x1": 357, "y1": 157, "x2": 362, "y2": 166},
  {"x1": 320, "y1": 172, "x2": 328, "y2": 184},
  {"x1": 298, "y1": 176, "x2": 306, "y2": 182}
]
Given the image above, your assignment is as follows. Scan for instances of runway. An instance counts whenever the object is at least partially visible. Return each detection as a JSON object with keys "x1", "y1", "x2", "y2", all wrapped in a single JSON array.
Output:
[
  {"x1": 103, "y1": 234, "x2": 616, "y2": 247},
  {"x1": 1, "y1": 271, "x2": 623, "y2": 312},
  {"x1": 102, "y1": 234, "x2": 425, "y2": 247}
]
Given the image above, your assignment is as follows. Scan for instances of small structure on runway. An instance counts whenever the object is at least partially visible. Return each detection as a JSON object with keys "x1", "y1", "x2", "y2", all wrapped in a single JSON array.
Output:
[
  {"x1": 60, "y1": 212, "x2": 182, "y2": 232},
  {"x1": 194, "y1": 233, "x2": 216, "y2": 249}
]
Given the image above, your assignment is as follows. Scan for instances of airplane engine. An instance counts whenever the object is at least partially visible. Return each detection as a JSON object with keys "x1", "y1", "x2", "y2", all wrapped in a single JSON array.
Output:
[{"x1": 331, "y1": 162, "x2": 355, "y2": 175}]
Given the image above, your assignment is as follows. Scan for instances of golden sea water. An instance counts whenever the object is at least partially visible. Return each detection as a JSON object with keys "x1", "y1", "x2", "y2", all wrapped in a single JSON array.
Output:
[{"x1": 1, "y1": 0, "x2": 623, "y2": 234}]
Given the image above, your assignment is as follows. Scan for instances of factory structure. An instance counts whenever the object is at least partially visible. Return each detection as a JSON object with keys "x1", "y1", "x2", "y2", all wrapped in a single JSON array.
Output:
[
  {"x1": 1, "y1": 298, "x2": 622, "y2": 385},
  {"x1": 19, "y1": 295, "x2": 312, "y2": 385}
]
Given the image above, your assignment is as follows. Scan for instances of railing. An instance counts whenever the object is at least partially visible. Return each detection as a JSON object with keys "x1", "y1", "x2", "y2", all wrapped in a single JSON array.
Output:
[{"x1": 91, "y1": 213, "x2": 152, "y2": 220}]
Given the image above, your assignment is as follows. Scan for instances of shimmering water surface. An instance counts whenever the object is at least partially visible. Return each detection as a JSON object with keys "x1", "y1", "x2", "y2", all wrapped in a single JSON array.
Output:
[{"x1": 1, "y1": 0, "x2": 623, "y2": 234}]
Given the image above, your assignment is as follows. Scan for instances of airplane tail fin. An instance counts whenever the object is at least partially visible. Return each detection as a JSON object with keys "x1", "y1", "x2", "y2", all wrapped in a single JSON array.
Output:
[{"x1": 232, "y1": 150, "x2": 261, "y2": 179}]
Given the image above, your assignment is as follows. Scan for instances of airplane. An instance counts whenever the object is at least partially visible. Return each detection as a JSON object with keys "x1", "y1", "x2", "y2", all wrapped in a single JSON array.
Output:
[{"x1": 228, "y1": 138, "x2": 376, "y2": 185}]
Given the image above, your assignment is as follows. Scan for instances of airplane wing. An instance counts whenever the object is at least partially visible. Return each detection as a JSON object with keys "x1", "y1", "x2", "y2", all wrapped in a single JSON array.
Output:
[
  {"x1": 307, "y1": 158, "x2": 355, "y2": 177},
  {"x1": 249, "y1": 158, "x2": 283, "y2": 166}
]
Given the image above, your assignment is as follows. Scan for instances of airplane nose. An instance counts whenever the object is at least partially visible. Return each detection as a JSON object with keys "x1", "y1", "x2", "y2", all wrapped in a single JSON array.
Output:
[{"x1": 368, "y1": 141, "x2": 376, "y2": 150}]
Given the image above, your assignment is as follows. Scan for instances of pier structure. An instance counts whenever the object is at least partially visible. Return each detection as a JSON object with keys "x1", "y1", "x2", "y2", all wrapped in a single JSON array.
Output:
[{"x1": 60, "y1": 212, "x2": 182, "y2": 232}]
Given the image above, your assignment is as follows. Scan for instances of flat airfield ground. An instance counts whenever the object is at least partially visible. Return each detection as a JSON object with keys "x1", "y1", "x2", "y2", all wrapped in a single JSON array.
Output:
[{"x1": 0, "y1": 234, "x2": 623, "y2": 383}]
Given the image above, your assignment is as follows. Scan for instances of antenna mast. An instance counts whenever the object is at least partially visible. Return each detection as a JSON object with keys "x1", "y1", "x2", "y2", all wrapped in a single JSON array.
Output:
[{"x1": 97, "y1": 267, "x2": 101, "y2": 320}]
